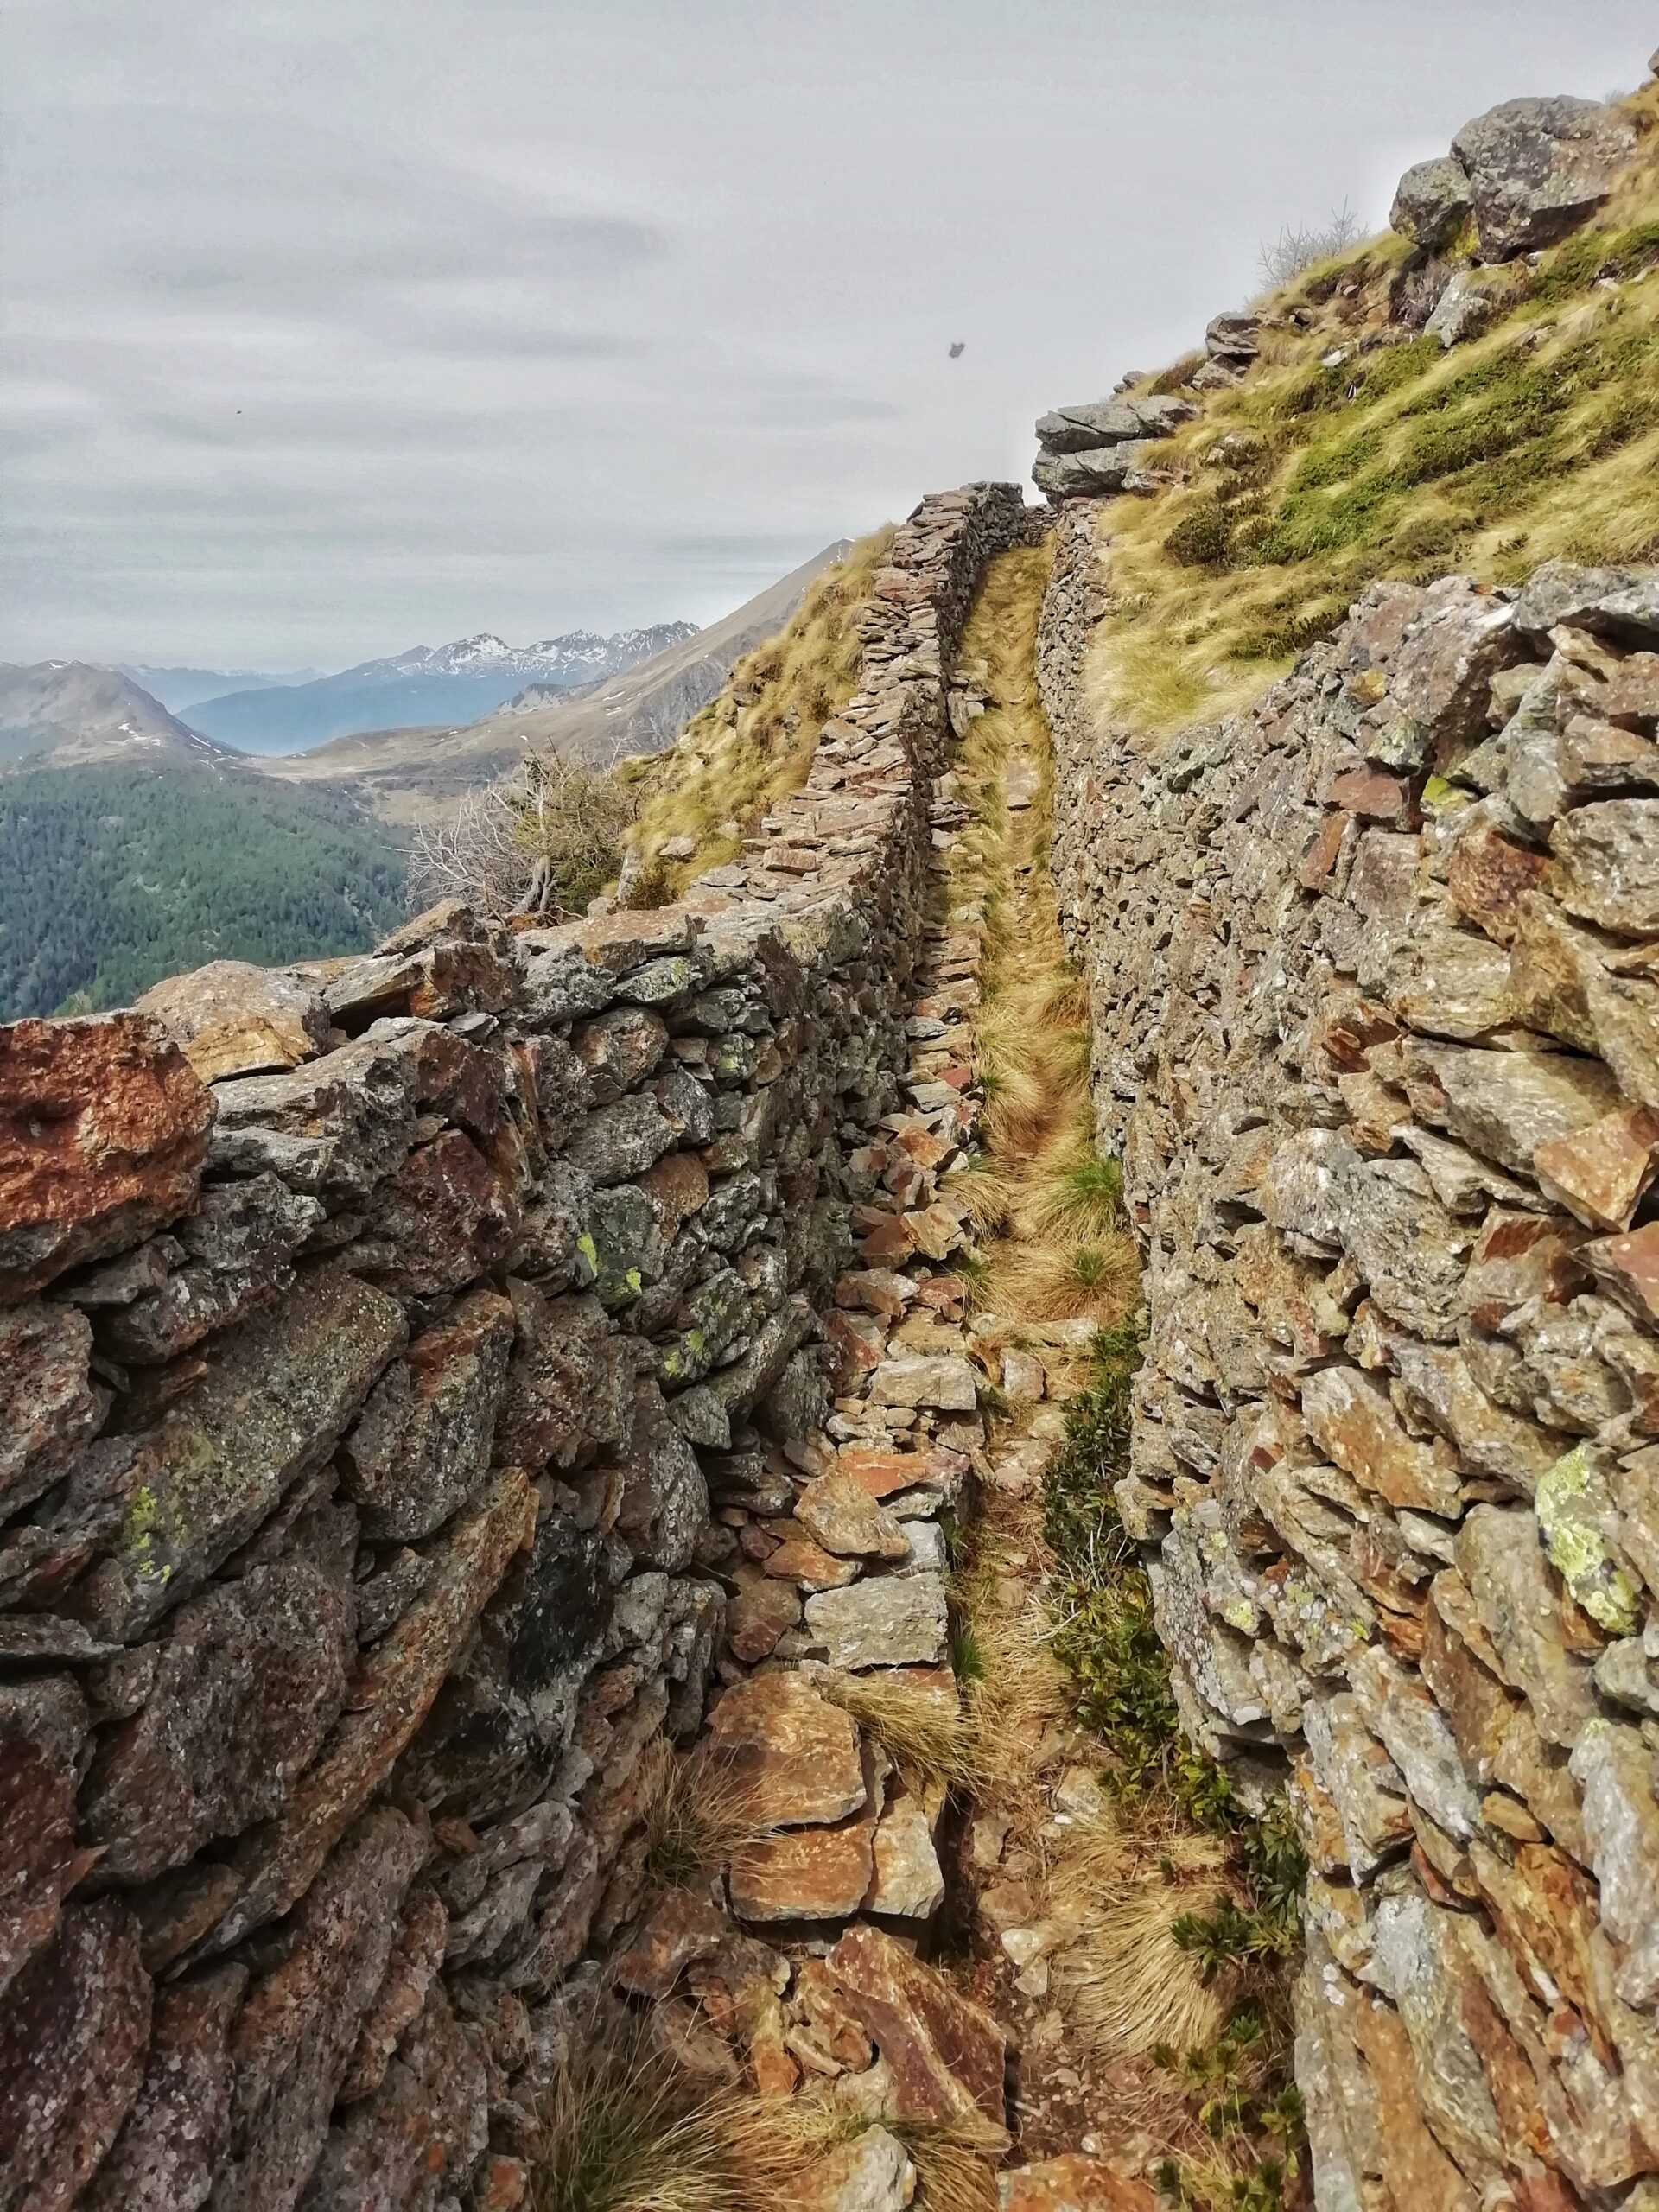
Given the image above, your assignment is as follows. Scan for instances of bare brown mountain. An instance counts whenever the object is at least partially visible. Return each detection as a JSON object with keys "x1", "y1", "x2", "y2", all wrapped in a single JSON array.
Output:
[
  {"x1": 0, "y1": 660, "x2": 232, "y2": 769},
  {"x1": 258, "y1": 541, "x2": 851, "y2": 827}
]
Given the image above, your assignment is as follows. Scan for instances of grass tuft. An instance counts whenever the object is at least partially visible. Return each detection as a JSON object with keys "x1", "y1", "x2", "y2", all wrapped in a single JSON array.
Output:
[{"x1": 638, "y1": 1739, "x2": 784, "y2": 1891}]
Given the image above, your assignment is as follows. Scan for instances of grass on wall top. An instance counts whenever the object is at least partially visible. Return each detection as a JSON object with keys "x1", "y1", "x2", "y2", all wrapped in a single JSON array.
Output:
[{"x1": 621, "y1": 526, "x2": 897, "y2": 902}]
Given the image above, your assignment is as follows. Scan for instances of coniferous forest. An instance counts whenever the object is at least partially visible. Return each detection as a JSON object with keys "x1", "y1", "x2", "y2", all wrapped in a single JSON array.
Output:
[{"x1": 0, "y1": 761, "x2": 407, "y2": 1015}]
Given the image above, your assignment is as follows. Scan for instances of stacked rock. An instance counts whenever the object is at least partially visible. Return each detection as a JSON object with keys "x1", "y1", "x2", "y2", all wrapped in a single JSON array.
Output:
[
  {"x1": 1039, "y1": 518, "x2": 1659, "y2": 2212},
  {"x1": 1032, "y1": 392, "x2": 1197, "y2": 502},
  {"x1": 0, "y1": 483, "x2": 1036, "y2": 2212}
]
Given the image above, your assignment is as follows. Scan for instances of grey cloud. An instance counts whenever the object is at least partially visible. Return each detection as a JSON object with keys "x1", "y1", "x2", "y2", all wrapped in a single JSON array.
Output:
[{"x1": 4, "y1": 0, "x2": 1657, "y2": 664}]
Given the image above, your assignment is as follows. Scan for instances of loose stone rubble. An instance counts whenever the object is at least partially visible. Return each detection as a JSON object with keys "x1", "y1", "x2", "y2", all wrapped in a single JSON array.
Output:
[
  {"x1": 1040, "y1": 493, "x2": 1659, "y2": 2210},
  {"x1": 0, "y1": 482, "x2": 1040, "y2": 2211}
]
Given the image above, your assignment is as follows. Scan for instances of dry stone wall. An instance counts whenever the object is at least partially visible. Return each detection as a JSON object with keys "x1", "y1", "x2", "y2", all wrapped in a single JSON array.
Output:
[
  {"x1": 0, "y1": 480, "x2": 1033, "y2": 2212},
  {"x1": 1039, "y1": 500, "x2": 1659, "y2": 2211}
]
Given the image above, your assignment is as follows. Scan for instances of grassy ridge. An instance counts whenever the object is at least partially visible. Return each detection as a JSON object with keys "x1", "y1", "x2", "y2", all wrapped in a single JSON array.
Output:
[
  {"x1": 0, "y1": 761, "x2": 406, "y2": 1015},
  {"x1": 1092, "y1": 80, "x2": 1659, "y2": 731},
  {"x1": 621, "y1": 527, "x2": 896, "y2": 900}
]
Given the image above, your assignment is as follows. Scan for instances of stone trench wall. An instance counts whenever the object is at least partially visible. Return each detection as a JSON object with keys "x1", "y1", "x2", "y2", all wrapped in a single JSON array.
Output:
[
  {"x1": 1039, "y1": 500, "x2": 1659, "y2": 2212},
  {"x1": 0, "y1": 480, "x2": 1035, "y2": 2212}
]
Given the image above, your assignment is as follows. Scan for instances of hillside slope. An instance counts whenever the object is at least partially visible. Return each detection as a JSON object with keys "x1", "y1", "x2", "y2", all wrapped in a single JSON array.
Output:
[
  {"x1": 0, "y1": 759, "x2": 405, "y2": 1016},
  {"x1": 1072, "y1": 79, "x2": 1659, "y2": 735},
  {"x1": 0, "y1": 660, "x2": 222, "y2": 769},
  {"x1": 260, "y1": 542, "x2": 850, "y2": 827}
]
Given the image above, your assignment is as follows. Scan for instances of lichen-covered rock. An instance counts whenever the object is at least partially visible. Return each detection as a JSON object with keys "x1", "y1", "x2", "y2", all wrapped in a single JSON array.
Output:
[
  {"x1": 705, "y1": 1670, "x2": 866, "y2": 1826},
  {"x1": 804, "y1": 1574, "x2": 950, "y2": 1669},
  {"x1": 81, "y1": 1964, "x2": 246, "y2": 2212},
  {"x1": 1451, "y1": 94, "x2": 1638, "y2": 259},
  {"x1": 80, "y1": 1266, "x2": 406, "y2": 1643},
  {"x1": 0, "y1": 1900, "x2": 151, "y2": 2211},
  {"x1": 207, "y1": 1808, "x2": 425, "y2": 2212},
  {"x1": 1390, "y1": 155, "x2": 1473, "y2": 249},
  {"x1": 96, "y1": 1172, "x2": 326, "y2": 1364},
  {"x1": 0, "y1": 1300, "x2": 101, "y2": 1515},
  {"x1": 79, "y1": 1502, "x2": 359, "y2": 1883},
  {"x1": 0, "y1": 1678, "x2": 94, "y2": 1998},
  {"x1": 341, "y1": 1289, "x2": 516, "y2": 1542}
]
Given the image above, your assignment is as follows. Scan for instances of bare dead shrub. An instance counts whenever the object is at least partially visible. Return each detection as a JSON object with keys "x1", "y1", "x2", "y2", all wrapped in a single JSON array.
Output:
[
  {"x1": 409, "y1": 745, "x2": 636, "y2": 918},
  {"x1": 1257, "y1": 200, "x2": 1363, "y2": 291}
]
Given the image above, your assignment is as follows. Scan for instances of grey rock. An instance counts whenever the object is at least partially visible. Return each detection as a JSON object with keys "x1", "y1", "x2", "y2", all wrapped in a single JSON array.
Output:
[
  {"x1": 1452, "y1": 94, "x2": 1638, "y2": 260},
  {"x1": 1390, "y1": 156, "x2": 1473, "y2": 250},
  {"x1": 567, "y1": 1094, "x2": 679, "y2": 1185},
  {"x1": 1033, "y1": 442, "x2": 1167, "y2": 500},
  {"x1": 1512, "y1": 559, "x2": 1659, "y2": 649},
  {"x1": 1425, "y1": 270, "x2": 1493, "y2": 349},
  {"x1": 803, "y1": 1572, "x2": 950, "y2": 1669}
]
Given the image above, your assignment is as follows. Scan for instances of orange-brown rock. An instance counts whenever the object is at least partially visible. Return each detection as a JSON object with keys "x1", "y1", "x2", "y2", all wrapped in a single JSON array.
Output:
[
  {"x1": 0, "y1": 1014, "x2": 213, "y2": 1302},
  {"x1": 1534, "y1": 1104, "x2": 1659, "y2": 1231},
  {"x1": 705, "y1": 1671, "x2": 865, "y2": 1827},
  {"x1": 729, "y1": 1820, "x2": 875, "y2": 1922},
  {"x1": 1586, "y1": 1219, "x2": 1659, "y2": 1325},
  {"x1": 797, "y1": 1469, "x2": 912, "y2": 1560},
  {"x1": 826, "y1": 1922, "x2": 1007, "y2": 2130},
  {"x1": 135, "y1": 960, "x2": 330, "y2": 1082},
  {"x1": 999, "y1": 2156, "x2": 1157, "y2": 2212}
]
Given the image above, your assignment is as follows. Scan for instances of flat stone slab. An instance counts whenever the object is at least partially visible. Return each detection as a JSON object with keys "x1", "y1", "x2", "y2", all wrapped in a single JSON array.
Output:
[
  {"x1": 705, "y1": 1671, "x2": 865, "y2": 1826},
  {"x1": 804, "y1": 1573, "x2": 950, "y2": 1670},
  {"x1": 868, "y1": 1356, "x2": 979, "y2": 1412}
]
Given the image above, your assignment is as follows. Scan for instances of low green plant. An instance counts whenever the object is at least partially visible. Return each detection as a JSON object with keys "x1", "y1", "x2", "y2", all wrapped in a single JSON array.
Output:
[{"x1": 1151, "y1": 2008, "x2": 1306, "y2": 2212}]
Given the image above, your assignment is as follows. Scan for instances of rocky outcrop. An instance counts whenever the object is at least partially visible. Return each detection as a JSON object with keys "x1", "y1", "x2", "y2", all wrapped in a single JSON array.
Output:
[
  {"x1": 0, "y1": 481, "x2": 1035, "y2": 2212},
  {"x1": 1040, "y1": 505, "x2": 1659, "y2": 2209},
  {"x1": 1390, "y1": 94, "x2": 1638, "y2": 262},
  {"x1": 1033, "y1": 396, "x2": 1196, "y2": 502}
]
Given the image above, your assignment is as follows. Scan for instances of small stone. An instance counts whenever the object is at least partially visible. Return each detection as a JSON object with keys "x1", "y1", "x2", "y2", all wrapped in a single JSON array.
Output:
[
  {"x1": 999, "y1": 2157, "x2": 1157, "y2": 2212},
  {"x1": 798, "y1": 2126, "x2": 917, "y2": 2212},
  {"x1": 827, "y1": 1922, "x2": 1007, "y2": 2130},
  {"x1": 864, "y1": 1790, "x2": 945, "y2": 1919},
  {"x1": 868, "y1": 1356, "x2": 979, "y2": 1413},
  {"x1": 1534, "y1": 1104, "x2": 1659, "y2": 1231}
]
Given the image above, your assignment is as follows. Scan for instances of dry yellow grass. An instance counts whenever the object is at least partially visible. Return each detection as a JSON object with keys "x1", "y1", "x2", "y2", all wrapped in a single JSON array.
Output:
[
  {"x1": 624, "y1": 526, "x2": 896, "y2": 896},
  {"x1": 1046, "y1": 1816, "x2": 1237, "y2": 2061},
  {"x1": 819, "y1": 1669, "x2": 979, "y2": 1788},
  {"x1": 637, "y1": 1738, "x2": 785, "y2": 1891},
  {"x1": 936, "y1": 544, "x2": 1146, "y2": 1338}
]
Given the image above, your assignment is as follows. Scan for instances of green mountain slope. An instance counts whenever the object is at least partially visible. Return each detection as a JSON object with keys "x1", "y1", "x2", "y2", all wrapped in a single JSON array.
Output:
[{"x1": 0, "y1": 760, "x2": 407, "y2": 1016}]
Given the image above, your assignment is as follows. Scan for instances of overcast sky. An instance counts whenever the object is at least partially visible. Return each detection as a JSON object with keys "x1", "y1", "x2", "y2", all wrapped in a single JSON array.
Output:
[{"x1": 3, "y1": 1, "x2": 1654, "y2": 671}]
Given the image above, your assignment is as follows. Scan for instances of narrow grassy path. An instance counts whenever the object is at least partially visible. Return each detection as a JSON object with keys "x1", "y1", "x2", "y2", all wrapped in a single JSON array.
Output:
[{"x1": 935, "y1": 546, "x2": 1309, "y2": 2209}]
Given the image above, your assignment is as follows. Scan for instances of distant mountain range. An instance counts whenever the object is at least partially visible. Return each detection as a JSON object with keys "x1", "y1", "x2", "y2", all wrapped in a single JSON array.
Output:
[
  {"x1": 0, "y1": 659, "x2": 404, "y2": 1018},
  {"x1": 0, "y1": 661, "x2": 226, "y2": 771},
  {"x1": 119, "y1": 664, "x2": 324, "y2": 713},
  {"x1": 264, "y1": 543, "x2": 851, "y2": 825},
  {"x1": 183, "y1": 624, "x2": 701, "y2": 753},
  {"x1": 0, "y1": 543, "x2": 853, "y2": 1014}
]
